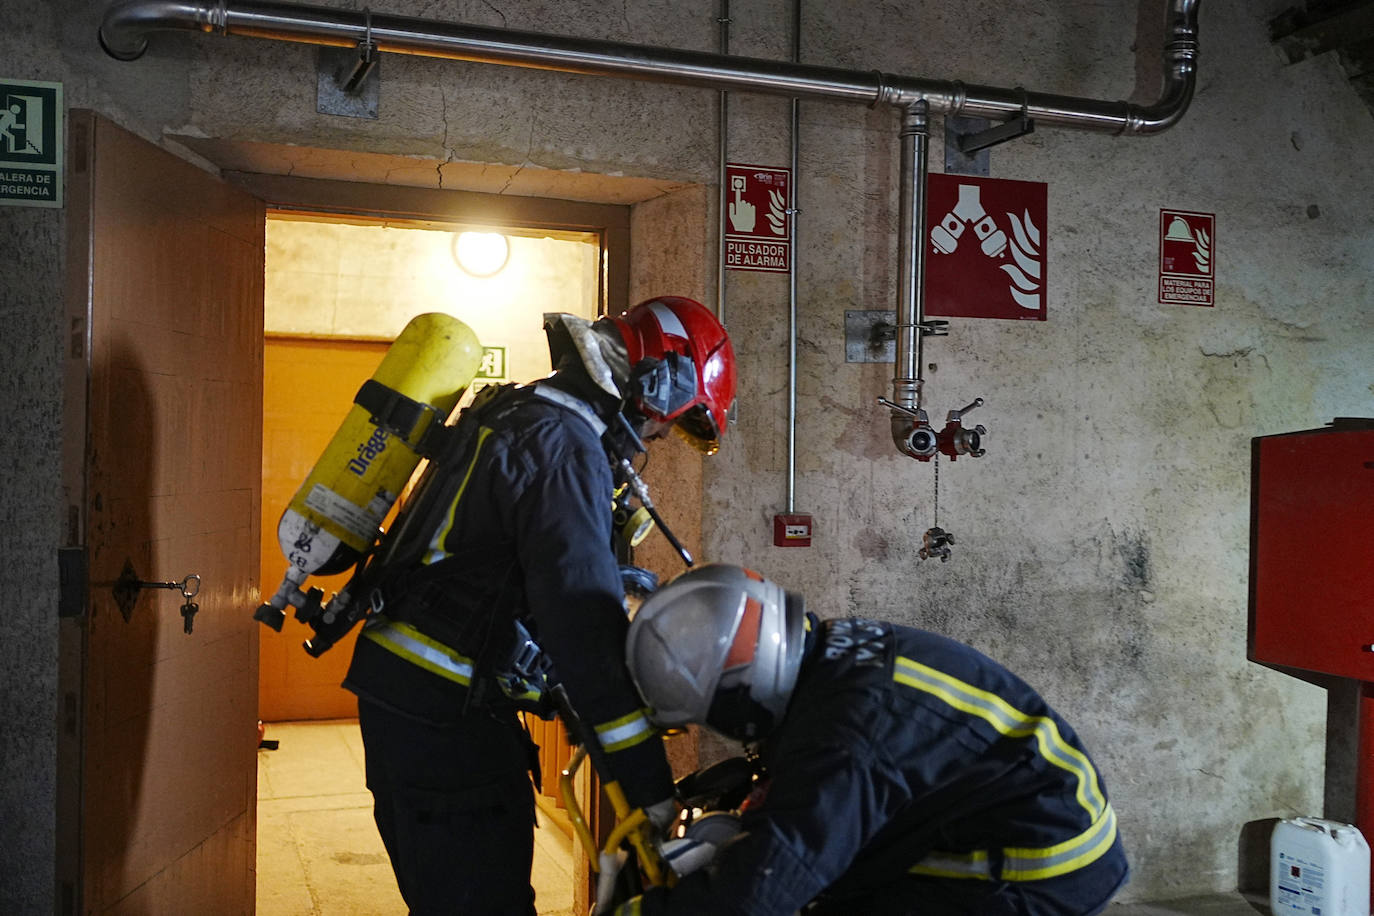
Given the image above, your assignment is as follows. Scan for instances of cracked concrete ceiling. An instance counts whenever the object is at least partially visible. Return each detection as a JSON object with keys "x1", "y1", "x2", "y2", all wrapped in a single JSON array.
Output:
[{"x1": 168, "y1": 134, "x2": 694, "y2": 205}]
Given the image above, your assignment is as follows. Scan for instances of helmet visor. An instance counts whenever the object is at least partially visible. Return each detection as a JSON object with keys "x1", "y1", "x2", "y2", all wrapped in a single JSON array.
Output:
[
  {"x1": 635, "y1": 353, "x2": 697, "y2": 420},
  {"x1": 634, "y1": 597, "x2": 735, "y2": 727},
  {"x1": 673, "y1": 404, "x2": 722, "y2": 455}
]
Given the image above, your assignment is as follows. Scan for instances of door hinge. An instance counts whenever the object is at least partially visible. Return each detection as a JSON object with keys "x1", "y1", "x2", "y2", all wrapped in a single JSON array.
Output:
[{"x1": 58, "y1": 546, "x2": 88, "y2": 619}]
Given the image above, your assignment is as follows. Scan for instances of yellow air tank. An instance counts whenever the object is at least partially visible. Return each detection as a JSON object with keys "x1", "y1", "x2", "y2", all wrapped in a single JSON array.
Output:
[{"x1": 275, "y1": 312, "x2": 482, "y2": 579}]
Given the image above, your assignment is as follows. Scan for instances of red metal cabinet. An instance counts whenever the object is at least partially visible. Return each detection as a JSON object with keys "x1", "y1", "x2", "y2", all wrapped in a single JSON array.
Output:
[{"x1": 1249, "y1": 421, "x2": 1374, "y2": 678}]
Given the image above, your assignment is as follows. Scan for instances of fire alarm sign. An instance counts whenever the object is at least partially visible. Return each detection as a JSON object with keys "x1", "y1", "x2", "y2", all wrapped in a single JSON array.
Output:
[{"x1": 725, "y1": 163, "x2": 791, "y2": 274}]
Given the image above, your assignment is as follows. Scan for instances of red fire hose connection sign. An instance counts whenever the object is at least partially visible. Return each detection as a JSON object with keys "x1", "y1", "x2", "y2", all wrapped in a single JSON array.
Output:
[
  {"x1": 1158, "y1": 209, "x2": 1215, "y2": 307},
  {"x1": 725, "y1": 163, "x2": 791, "y2": 274},
  {"x1": 925, "y1": 174, "x2": 1048, "y2": 321}
]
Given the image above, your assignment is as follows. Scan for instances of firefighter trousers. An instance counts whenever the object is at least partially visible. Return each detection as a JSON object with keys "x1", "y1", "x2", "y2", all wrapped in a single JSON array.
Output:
[{"x1": 358, "y1": 698, "x2": 540, "y2": 916}]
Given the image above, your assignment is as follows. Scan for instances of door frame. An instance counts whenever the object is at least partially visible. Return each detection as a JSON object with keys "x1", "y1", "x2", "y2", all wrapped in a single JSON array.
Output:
[
  {"x1": 231, "y1": 172, "x2": 632, "y2": 319},
  {"x1": 238, "y1": 173, "x2": 632, "y2": 911},
  {"x1": 57, "y1": 108, "x2": 96, "y2": 916}
]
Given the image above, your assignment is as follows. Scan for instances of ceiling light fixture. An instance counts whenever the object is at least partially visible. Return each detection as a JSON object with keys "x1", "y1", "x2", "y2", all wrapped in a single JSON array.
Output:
[{"x1": 453, "y1": 231, "x2": 510, "y2": 278}]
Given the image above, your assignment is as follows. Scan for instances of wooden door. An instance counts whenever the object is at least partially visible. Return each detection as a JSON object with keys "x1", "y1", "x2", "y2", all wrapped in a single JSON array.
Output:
[
  {"x1": 259, "y1": 336, "x2": 387, "y2": 721},
  {"x1": 60, "y1": 111, "x2": 264, "y2": 913}
]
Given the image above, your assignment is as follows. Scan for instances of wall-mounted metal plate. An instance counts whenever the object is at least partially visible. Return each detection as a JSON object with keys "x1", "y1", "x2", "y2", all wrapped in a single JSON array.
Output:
[
  {"x1": 317, "y1": 46, "x2": 380, "y2": 120},
  {"x1": 845, "y1": 310, "x2": 897, "y2": 363},
  {"x1": 944, "y1": 115, "x2": 991, "y2": 177}
]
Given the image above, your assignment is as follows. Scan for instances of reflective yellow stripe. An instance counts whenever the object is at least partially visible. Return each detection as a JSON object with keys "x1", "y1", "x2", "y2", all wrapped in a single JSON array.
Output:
[
  {"x1": 595, "y1": 708, "x2": 655, "y2": 753},
  {"x1": 504, "y1": 685, "x2": 543, "y2": 703},
  {"x1": 910, "y1": 849, "x2": 991, "y2": 880},
  {"x1": 364, "y1": 618, "x2": 475, "y2": 686},
  {"x1": 910, "y1": 804, "x2": 1118, "y2": 883},
  {"x1": 1002, "y1": 803, "x2": 1118, "y2": 881},
  {"x1": 612, "y1": 898, "x2": 643, "y2": 916},
  {"x1": 423, "y1": 426, "x2": 494, "y2": 565},
  {"x1": 892, "y1": 655, "x2": 1107, "y2": 821}
]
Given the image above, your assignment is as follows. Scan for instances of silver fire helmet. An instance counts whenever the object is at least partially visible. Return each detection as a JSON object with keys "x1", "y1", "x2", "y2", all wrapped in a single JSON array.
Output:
[{"x1": 626, "y1": 564, "x2": 805, "y2": 742}]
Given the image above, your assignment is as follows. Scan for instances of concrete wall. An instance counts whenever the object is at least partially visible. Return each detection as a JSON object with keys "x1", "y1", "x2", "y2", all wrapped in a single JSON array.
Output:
[
  {"x1": 4, "y1": 0, "x2": 1373, "y2": 909},
  {"x1": 2, "y1": 5, "x2": 73, "y2": 911}
]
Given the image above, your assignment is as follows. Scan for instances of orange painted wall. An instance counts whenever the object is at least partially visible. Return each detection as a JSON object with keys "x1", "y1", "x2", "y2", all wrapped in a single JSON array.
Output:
[{"x1": 259, "y1": 337, "x2": 391, "y2": 721}]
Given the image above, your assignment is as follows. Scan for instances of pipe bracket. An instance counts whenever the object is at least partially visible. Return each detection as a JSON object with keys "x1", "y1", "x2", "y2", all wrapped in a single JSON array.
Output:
[
  {"x1": 317, "y1": 41, "x2": 380, "y2": 119},
  {"x1": 957, "y1": 88, "x2": 1035, "y2": 154}
]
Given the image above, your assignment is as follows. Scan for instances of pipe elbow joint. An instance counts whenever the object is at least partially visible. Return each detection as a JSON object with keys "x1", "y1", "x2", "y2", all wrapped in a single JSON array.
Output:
[
  {"x1": 1124, "y1": 75, "x2": 1196, "y2": 135},
  {"x1": 1126, "y1": 0, "x2": 1200, "y2": 135},
  {"x1": 891, "y1": 413, "x2": 938, "y2": 461},
  {"x1": 99, "y1": 1, "x2": 222, "y2": 62},
  {"x1": 99, "y1": 7, "x2": 150, "y2": 61}
]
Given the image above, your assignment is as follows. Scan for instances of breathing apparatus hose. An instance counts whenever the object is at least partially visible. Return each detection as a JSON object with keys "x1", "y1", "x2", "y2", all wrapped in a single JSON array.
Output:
[{"x1": 550, "y1": 683, "x2": 669, "y2": 887}]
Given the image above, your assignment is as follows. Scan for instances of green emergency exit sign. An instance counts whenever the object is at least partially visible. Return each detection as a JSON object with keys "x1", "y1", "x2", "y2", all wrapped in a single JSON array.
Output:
[
  {"x1": 1, "y1": 79, "x2": 62, "y2": 208},
  {"x1": 477, "y1": 346, "x2": 507, "y2": 380}
]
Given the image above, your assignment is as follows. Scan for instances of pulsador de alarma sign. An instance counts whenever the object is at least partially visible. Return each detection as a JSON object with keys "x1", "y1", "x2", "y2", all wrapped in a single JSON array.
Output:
[
  {"x1": 0, "y1": 79, "x2": 63, "y2": 209},
  {"x1": 725, "y1": 163, "x2": 791, "y2": 273}
]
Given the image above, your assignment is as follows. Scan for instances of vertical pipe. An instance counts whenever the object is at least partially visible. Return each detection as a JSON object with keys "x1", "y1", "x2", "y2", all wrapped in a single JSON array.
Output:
[
  {"x1": 893, "y1": 100, "x2": 928, "y2": 411},
  {"x1": 786, "y1": 0, "x2": 800, "y2": 513},
  {"x1": 716, "y1": 0, "x2": 730, "y2": 324}
]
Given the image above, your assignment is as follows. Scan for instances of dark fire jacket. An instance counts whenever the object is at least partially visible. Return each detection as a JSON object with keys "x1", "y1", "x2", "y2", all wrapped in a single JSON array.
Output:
[
  {"x1": 343, "y1": 379, "x2": 671, "y2": 808},
  {"x1": 623, "y1": 618, "x2": 1128, "y2": 915}
]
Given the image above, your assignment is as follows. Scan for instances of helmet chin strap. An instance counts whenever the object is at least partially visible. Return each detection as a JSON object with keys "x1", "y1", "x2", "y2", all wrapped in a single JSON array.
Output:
[{"x1": 603, "y1": 407, "x2": 648, "y2": 461}]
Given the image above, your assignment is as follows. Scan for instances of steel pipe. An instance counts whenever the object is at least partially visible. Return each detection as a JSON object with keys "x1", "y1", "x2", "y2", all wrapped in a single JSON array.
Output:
[
  {"x1": 716, "y1": 0, "x2": 730, "y2": 329},
  {"x1": 786, "y1": 0, "x2": 800, "y2": 513},
  {"x1": 100, "y1": 0, "x2": 1198, "y2": 136},
  {"x1": 894, "y1": 101, "x2": 928, "y2": 415}
]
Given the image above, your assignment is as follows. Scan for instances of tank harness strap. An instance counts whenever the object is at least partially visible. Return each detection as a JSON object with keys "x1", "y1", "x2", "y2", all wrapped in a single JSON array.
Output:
[
  {"x1": 364, "y1": 604, "x2": 557, "y2": 718},
  {"x1": 354, "y1": 378, "x2": 446, "y2": 452},
  {"x1": 357, "y1": 383, "x2": 524, "y2": 593},
  {"x1": 531, "y1": 382, "x2": 608, "y2": 437},
  {"x1": 356, "y1": 382, "x2": 603, "y2": 718}
]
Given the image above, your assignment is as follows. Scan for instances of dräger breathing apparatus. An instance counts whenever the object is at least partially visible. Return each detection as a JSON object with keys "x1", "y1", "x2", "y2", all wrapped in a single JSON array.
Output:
[
  {"x1": 254, "y1": 312, "x2": 691, "y2": 660},
  {"x1": 254, "y1": 312, "x2": 482, "y2": 649}
]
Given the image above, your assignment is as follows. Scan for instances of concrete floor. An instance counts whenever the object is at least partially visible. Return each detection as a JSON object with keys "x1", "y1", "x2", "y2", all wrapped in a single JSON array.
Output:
[
  {"x1": 1112, "y1": 895, "x2": 1267, "y2": 915},
  {"x1": 256, "y1": 720, "x2": 575, "y2": 916},
  {"x1": 255, "y1": 720, "x2": 1268, "y2": 916}
]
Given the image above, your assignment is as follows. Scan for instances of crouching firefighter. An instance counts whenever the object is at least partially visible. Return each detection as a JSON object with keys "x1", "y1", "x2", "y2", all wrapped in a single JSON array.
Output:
[
  {"x1": 611, "y1": 564, "x2": 1129, "y2": 916},
  {"x1": 339, "y1": 298, "x2": 736, "y2": 916}
]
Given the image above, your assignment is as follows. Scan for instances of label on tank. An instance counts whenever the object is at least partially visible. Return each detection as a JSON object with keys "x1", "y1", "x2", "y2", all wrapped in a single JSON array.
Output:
[
  {"x1": 277, "y1": 509, "x2": 342, "y2": 573},
  {"x1": 304, "y1": 483, "x2": 385, "y2": 543}
]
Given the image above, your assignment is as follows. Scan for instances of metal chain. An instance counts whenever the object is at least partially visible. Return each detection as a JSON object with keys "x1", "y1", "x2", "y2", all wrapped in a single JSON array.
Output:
[{"x1": 932, "y1": 453, "x2": 940, "y2": 528}]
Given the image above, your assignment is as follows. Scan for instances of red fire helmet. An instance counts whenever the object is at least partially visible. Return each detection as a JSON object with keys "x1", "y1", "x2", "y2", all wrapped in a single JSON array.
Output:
[{"x1": 612, "y1": 297, "x2": 736, "y2": 455}]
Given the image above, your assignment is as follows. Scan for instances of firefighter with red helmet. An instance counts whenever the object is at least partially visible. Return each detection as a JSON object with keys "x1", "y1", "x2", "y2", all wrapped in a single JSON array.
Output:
[
  {"x1": 341, "y1": 297, "x2": 735, "y2": 915},
  {"x1": 613, "y1": 564, "x2": 1129, "y2": 916}
]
